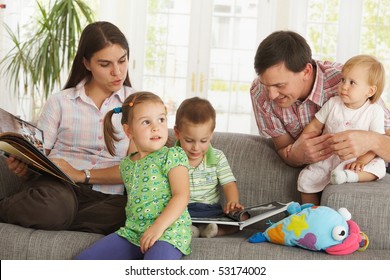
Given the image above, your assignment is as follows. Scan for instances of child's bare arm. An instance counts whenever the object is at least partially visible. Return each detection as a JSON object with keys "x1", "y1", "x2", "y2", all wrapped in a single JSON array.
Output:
[
  {"x1": 302, "y1": 117, "x2": 324, "y2": 135},
  {"x1": 345, "y1": 151, "x2": 377, "y2": 171},
  {"x1": 139, "y1": 165, "x2": 189, "y2": 253},
  {"x1": 222, "y1": 181, "x2": 244, "y2": 214},
  {"x1": 278, "y1": 117, "x2": 328, "y2": 164}
]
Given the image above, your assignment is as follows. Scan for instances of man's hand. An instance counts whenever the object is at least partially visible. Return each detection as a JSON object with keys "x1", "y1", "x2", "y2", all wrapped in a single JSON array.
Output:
[
  {"x1": 330, "y1": 130, "x2": 371, "y2": 160},
  {"x1": 296, "y1": 131, "x2": 334, "y2": 164},
  {"x1": 276, "y1": 131, "x2": 333, "y2": 166}
]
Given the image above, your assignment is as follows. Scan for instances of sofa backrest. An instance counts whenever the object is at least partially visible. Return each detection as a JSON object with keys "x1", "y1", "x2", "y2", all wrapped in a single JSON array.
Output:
[
  {"x1": 1, "y1": 131, "x2": 302, "y2": 207},
  {"x1": 167, "y1": 130, "x2": 302, "y2": 207}
]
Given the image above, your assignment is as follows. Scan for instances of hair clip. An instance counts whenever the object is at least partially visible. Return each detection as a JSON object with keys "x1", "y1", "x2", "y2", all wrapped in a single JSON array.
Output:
[
  {"x1": 113, "y1": 107, "x2": 122, "y2": 114},
  {"x1": 129, "y1": 96, "x2": 137, "y2": 107}
]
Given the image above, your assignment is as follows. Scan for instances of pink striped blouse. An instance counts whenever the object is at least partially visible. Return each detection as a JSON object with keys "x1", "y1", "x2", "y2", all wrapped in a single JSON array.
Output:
[{"x1": 38, "y1": 80, "x2": 136, "y2": 194}]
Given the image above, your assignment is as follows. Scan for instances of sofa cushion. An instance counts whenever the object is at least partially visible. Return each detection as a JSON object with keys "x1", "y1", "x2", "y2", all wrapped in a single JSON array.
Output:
[
  {"x1": 321, "y1": 176, "x2": 390, "y2": 250},
  {"x1": 0, "y1": 223, "x2": 103, "y2": 259}
]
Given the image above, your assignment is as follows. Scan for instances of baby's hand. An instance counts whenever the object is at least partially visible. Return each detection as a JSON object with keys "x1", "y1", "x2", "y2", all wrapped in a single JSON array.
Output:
[
  {"x1": 345, "y1": 161, "x2": 365, "y2": 172},
  {"x1": 224, "y1": 201, "x2": 244, "y2": 214}
]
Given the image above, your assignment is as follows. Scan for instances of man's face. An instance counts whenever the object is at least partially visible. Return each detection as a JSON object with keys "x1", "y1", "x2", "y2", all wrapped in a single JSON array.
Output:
[{"x1": 259, "y1": 62, "x2": 310, "y2": 108}]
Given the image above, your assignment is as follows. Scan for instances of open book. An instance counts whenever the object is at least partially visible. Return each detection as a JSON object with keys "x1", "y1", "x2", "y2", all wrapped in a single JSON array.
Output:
[
  {"x1": 191, "y1": 201, "x2": 293, "y2": 230},
  {"x1": 0, "y1": 107, "x2": 77, "y2": 187}
]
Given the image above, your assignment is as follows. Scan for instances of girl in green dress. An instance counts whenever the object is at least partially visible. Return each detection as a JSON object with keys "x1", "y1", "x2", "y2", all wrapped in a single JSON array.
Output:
[{"x1": 75, "y1": 92, "x2": 192, "y2": 260}]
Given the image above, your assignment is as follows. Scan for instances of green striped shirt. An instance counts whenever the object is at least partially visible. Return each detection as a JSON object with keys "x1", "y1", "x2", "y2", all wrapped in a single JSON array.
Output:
[{"x1": 176, "y1": 141, "x2": 236, "y2": 204}]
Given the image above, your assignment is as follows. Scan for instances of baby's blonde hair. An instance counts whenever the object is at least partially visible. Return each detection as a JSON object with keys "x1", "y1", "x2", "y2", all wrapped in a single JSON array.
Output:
[{"x1": 342, "y1": 54, "x2": 385, "y2": 103}]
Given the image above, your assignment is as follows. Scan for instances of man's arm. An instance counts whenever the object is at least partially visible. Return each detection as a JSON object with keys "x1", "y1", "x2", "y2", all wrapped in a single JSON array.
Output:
[
  {"x1": 332, "y1": 129, "x2": 390, "y2": 162},
  {"x1": 273, "y1": 130, "x2": 333, "y2": 167}
]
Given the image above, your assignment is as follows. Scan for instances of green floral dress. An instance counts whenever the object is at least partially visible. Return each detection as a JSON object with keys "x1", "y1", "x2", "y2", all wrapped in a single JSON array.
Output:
[{"x1": 116, "y1": 146, "x2": 192, "y2": 255}]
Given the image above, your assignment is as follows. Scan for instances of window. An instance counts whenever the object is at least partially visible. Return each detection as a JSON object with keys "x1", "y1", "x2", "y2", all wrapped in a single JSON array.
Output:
[
  {"x1": 306, "y1": 0, "x2": 340, "y2": 61},
  {"x1": 130, "y1": 0, "x2": 259, "y2": 133},
  {"x1": 3, "y1": 0, "x2": 390, "y2": 126},
  {"x1": 360, "y1": 0, "x2": 390, "y2": 104},
  {"x1": 305, "y1": 0, "x2": 390, "y2": 104}
]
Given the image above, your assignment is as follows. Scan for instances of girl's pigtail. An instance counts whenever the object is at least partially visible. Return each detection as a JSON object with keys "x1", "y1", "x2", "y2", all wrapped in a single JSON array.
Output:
[{"x1": 103, "y1": 107, "x2": 122, "y2": 156}]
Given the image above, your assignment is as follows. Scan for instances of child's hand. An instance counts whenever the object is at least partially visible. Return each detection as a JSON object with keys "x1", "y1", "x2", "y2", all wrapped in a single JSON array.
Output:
[
  {"x1": 345, "y1": 161, "x2": 365, "y2": 172},
  {"x1": 224, "y1": 201, "x2": 245, "y2": 214},
  {"x1": 140, "y1": 225, "x2": 164, "y2": 254}
]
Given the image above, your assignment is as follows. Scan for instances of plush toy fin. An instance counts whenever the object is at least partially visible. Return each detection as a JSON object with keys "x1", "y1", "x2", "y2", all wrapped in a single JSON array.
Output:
[
  {"x1": 286, "y1": 202, "x2": 314, "y2": 214},
  {"x1": 248, "y1": 232, "x2": 267, "y2": 243}
]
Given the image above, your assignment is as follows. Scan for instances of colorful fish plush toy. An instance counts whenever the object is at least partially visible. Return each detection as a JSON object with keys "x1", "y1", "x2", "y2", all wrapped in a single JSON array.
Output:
[{"x1": 248, "y1": 202, "x2": 369, "y2": 255}]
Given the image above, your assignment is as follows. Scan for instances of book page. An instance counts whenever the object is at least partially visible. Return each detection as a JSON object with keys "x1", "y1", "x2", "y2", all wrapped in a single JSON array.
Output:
[
  {"x1": 0, "y1": 140, "x2": 76, "y2": 186},
  {"x1": 226, "y1": 201, "x2": 287, "y2": 221},
  {"x1": 0, "y1": 108, "x2": 44, "y2": 153},
  {"x1": 0, "y1": 108, "x2": 77, "y2": 187},
  {"x1": 191, "y1": 201, "x2": 293, "y2": 230}
]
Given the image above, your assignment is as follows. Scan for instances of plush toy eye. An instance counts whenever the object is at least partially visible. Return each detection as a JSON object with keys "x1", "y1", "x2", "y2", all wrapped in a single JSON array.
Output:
[{"x1": 332, "y1": 225, "x2": 348, "y2": 241}]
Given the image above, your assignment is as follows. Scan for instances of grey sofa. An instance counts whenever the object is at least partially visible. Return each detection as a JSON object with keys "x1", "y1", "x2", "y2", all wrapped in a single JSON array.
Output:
[{"x1": 1, "y1": 131, "x2": 389, "y2": 259}]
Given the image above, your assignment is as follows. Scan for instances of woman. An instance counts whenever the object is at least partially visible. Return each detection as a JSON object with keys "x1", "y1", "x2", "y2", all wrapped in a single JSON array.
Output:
[{"x1": 0, "y1": 21, "x2": 135, "y2": 235}]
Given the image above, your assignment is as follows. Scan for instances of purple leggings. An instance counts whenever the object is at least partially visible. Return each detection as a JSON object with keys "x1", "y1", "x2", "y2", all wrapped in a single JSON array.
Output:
[{"x1": 74, "y1": 233, "x2": 183, "y2": 260}]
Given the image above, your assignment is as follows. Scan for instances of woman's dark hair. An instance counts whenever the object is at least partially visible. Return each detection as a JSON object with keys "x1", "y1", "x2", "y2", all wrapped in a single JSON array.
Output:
[
  {"x1": 64, "y1": 21, "x2": 132, "y2": 89},
  {"x1": 254, "y1": 30, "x2": 313, "y2": 75}
]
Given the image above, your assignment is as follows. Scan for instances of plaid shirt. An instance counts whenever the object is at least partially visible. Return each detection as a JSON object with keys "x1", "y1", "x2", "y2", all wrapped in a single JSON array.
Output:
[
  {"x1": 250, "y1": 60, "x2": 390, "y2": 139},
  {"x1": 38, "y1": 80, "x2": 135, "y2": 194}
]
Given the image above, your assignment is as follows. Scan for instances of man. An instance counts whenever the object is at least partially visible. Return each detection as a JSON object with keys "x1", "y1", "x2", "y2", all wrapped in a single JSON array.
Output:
[{"x1": 250, "y1": 30, "x2": 390, "y2": 167}]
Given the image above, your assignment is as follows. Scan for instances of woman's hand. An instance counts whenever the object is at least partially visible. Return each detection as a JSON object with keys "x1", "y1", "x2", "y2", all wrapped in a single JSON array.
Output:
[{"x1": 6, "y1": 156, "x2": 29, "y2": 179}]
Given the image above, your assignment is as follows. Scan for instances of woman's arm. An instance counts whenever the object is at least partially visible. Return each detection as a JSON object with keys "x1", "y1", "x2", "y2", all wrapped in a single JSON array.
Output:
[
  {"x1": 139, "y1": 165, "x2": 189, "y2": 253},
  {"x1": 50, "y1": 158, "x2": 122, "y2": 184}
]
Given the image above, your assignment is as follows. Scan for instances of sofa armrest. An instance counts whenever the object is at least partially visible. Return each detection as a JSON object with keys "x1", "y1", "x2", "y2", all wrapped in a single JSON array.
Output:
[
  {"x1": 321, "y1": 175, "x2": 390, "y2": 250},
  {"x1": 0, "y1": 157, "x2": 23, "y2": 199}
]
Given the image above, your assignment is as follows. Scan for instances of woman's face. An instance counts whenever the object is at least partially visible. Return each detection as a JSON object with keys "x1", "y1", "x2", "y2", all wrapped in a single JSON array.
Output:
[{"x1": 83, "y1": 44, "x2": 129, "y2": 93}]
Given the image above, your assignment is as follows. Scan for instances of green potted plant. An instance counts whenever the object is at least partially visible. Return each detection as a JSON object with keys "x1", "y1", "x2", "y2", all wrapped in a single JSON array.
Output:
[{"x1": 0, "y1": 0, "x2": 95, "y2": 120}]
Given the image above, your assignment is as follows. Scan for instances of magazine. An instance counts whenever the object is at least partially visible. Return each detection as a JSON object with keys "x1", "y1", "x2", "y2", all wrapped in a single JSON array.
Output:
[
  {"x1": 191, "y1": 201, "x2": 293, "y2": 230},
  {"x1": 0, "y1": 107, "x2": 77, "y2": 187}
]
